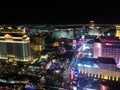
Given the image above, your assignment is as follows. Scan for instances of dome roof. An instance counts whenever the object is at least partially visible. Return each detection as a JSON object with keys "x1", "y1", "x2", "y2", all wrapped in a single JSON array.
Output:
[{"x1": 4, "y1": 34, "x2": 12, "y2": 39}]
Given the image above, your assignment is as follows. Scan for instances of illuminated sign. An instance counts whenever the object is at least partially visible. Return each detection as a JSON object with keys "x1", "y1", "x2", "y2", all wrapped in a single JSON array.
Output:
[
  {"x1": 105, "y1": 43, "x2": 112, "y2": 46},
  {"x1": 100, "y1": 38, "x2": 120, "y2": 43},
  {"x1": 78, "y1": 64, "x2": 91, "y2": 68}
]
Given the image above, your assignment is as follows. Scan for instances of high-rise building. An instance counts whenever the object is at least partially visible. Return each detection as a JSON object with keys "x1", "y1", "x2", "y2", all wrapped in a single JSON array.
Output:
[
  {"x1": 89, "y1": 20, "x2": 95, "y2": 27},
  {"x1": 115, "y1": 25, "x2": 120, "y2": 39},
  {"x1": 94, "y1": 37, "x2": 120, "y2": 68},
  {"x1": 88, "y1": 21, "x2": 102, "y2": 36},
  {"x1": 0, "y1": 27, "x2": 31, "y2": 62}
]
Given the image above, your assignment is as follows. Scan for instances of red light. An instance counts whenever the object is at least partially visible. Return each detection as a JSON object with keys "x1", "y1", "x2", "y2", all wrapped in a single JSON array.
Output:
[
  {"x1": 70, "y1": 69, "x2": 74, "y2": 80},
  {"x1": 72, "y1": 80, "x2": 76, "y2": 84},
  {"x1": 105, "y1": 43, "x2": 112, "y2": 46},
  {"x1": 100, "y1": 85, "x2": 108, "y2": 90},
  {"x1": 61, "y1": 41, "x2": 64, "y2": 44}
]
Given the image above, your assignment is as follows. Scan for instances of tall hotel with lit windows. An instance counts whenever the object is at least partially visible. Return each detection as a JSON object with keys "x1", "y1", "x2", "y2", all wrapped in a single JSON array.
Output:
[
  {"x1": 94, "y1": 37, "x2": 120, "y2": 68},
  {"x1": 116, "y1": 25, "x2": 120, "y2": 39},
  {"x1": 0, "y1": 27, "x2": 31, "y2": 62}
]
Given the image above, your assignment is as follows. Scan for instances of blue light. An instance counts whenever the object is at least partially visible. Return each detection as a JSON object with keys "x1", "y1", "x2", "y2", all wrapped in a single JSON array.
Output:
[
  {"x1": 25, "y1": 88, "x2": 35, "y2": 90},
  {"x1": 107, "y1": 33, "x2": 110, "y2": 36},
  {"x1": 74, "y1": 70, "x2": 79, "y2": 74},
  {"x1": 77, "y1": 64, "x2": 91, "y2": 68},
  {"x1": 78, "y1": 64, "x2": 82, "y2": 67},
  {"x1": 83, "y1": 64, "x2": 91, "y2": 68}
]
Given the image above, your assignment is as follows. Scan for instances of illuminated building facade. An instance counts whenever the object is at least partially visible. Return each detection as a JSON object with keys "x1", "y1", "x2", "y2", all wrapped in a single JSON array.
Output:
[
  {"x1": 94, "y1": 38, "x2": 120, "y2": 67},
  {"x1": 30, "y1": 36, "x2": 45, "y2": 52},
  {"x1": 116, "y1": 25, "x2": 120, "y2": 39},
  {"x1": 52, "y1": 29, "x2": 74, "y2": 40},
  {"x1": 72, "y1": 57, "x2": 119, "y2": 83},
  {"x1": 94, "y1": 37, "x2": 120, "y2": 67},
  {"x1": 89, "y1": 20, "x2": 95, "y2": 27},
  {"x1": 0, "y1": 28, "x2": 31, "y2": 62},
  {"x1": 88, "y1": 21, "x2": 102, "y2": 36}
]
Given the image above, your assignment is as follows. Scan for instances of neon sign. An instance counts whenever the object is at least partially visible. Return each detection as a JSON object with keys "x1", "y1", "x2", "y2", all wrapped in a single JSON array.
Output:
[
  {"x1": 105, "y1": 43, "x2": 112, "y2": 46},
  {"x1": 100, "y1": 38, "x2": 120, "y2": 43}
]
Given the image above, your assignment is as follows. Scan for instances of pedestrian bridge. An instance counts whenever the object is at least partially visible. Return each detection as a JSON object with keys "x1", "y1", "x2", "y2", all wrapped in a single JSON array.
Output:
[{"x1": 75, "y1": 67, "x2": 120, "y2": 81}]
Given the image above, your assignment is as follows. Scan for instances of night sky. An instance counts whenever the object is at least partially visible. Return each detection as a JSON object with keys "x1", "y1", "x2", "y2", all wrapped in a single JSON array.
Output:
[{"x1": 0, "y1": 1, "x2": 120, "y2": 24}]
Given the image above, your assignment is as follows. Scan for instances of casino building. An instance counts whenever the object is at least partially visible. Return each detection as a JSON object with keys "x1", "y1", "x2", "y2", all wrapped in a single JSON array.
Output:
[
  {"x1": 0, "y1": 27, "x2": 31, "y2": 62},
  {"x1": 94, "y1": 37, "x2": 120, "y2": 68}
]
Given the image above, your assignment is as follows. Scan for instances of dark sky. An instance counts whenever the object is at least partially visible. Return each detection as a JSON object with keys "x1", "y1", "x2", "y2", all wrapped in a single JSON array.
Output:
[{"x1": 0, "y1": 1, "x2": 120, "y2": 24}]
